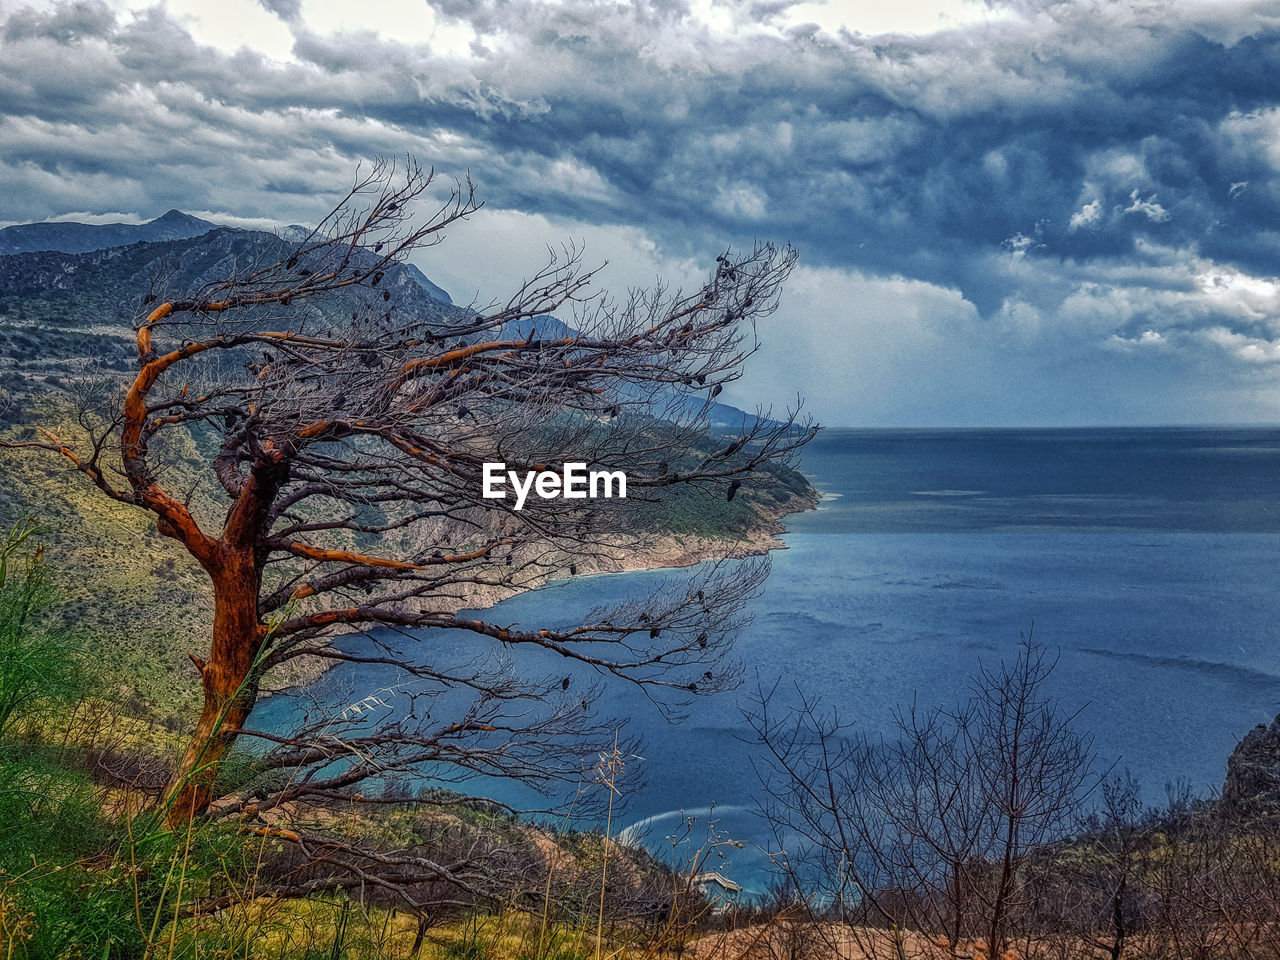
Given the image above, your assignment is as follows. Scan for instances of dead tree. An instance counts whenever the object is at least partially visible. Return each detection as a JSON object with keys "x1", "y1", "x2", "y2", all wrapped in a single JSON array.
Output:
[
  {"x1": 748, "y1": 638, "x2": 1097, "y2": 959},
  {"x1": 2, "y1": 157, "x2": 813, "y2": 873}
]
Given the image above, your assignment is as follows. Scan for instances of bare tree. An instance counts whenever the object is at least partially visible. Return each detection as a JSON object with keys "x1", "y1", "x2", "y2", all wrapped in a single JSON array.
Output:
[
  {"x1": 749, "y1": 638, "x2": 1097, "y2": 959},
  {"x1": 2, "y1": 157, "x2": 814, "y2": 876}
]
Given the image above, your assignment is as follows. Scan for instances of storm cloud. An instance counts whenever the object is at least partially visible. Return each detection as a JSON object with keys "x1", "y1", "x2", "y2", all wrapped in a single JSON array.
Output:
[{"x1": 2, "y1": 0, "x2": 1279, "y2": 424}]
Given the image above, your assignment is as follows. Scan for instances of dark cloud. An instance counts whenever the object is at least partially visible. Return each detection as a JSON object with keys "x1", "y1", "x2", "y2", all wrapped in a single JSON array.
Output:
[
  {"x1": 257, "y1": 0, "x2": 300, "y2": 22},
  {"x1": 1, "y1": 0, "x2": 1279, "y2": 423},
  {"x1": 2, "y1": 0, "x2": 113, "y2": 42}
]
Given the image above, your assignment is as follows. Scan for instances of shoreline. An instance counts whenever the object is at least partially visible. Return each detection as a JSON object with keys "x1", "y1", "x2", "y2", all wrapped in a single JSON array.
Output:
[{"x1": 262, "y1": 485, "x2": 822, "y2": 696}]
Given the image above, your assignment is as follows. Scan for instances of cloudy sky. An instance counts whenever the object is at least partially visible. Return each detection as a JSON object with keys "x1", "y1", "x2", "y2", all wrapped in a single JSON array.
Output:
[{"x1": 2, "y1": 0, "x2": 1279, "y2": 425}]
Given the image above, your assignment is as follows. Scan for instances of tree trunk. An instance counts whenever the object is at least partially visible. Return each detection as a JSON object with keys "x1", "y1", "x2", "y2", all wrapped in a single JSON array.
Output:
[
  {"x1": 1110, "y1": 872, "x2": 1127, "y2": 960},
  {"x1": 410, "y1": 915, "x2": 430, "y2": 959},
  {"x1": 162, "y1": 546, "x2": 264, "y2": 826}
]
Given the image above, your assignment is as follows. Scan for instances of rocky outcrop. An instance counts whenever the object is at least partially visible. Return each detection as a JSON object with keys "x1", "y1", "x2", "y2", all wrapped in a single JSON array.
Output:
[{"x1": 1224, "y1": 715, "x2": 1280, "y2": 811}]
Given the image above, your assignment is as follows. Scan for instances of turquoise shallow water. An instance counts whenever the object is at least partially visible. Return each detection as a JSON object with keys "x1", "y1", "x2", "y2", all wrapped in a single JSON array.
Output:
[{"x1": 254, "y1": 428, "x2": 1280, "y2": 892}]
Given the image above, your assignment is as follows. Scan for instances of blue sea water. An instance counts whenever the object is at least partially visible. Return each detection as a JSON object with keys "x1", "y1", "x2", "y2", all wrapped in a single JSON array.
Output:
[{"x1": 254, "y1": 427, "x2": 1280, "y2": 893}]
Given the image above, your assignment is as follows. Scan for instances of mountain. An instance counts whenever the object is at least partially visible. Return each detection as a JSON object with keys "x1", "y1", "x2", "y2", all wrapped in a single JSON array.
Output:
[
  {"x1": 0, "y1": 210, "x2": 457, "y2": 308},
  {"x1": 402, "y1": 262, "x2": 453, "y2": 305},
  {"x1": 0, "y1": 210, "x2": 218, "y2": 256},
  {"x1": 0, "y1": 225, "x2": 460, "y2": 393},
  {"x1": 0, "y1": 218, "x2": 785, "y2": 433},
  {"x1": 0, "y1": 226, "x2": 453, "y2": 317}
]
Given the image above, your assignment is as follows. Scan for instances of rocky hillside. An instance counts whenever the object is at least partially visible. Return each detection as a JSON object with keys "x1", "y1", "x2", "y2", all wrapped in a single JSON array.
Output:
[
  {"x1": 1224, "y1": 714, "x2": 1280, "y2": 811},
  {"x1": 0, "y1": 223, "x2": 457, "y2": 393}
]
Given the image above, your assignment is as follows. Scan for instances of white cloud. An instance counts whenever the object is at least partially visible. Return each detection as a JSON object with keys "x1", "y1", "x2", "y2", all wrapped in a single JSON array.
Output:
[
  {"x1": 1105, "y1": 329, "x2": 1166, "y2": 351},
  {"x1": 1069, "y1": 198, "x2": 1103, "y2": 231},
  {"x1": 1220, "y1": 107, "x2": 1280, "y2": 173},
  {"x1": 712, "y1": 182, "x2": 768, "y2": 220},
  {"x1": 1124, "y1": 188, "x2": 1171, "y2": 222},
  {"x1": 777, "y1": 0, "x2": 1016, "y2": 37},
  {"x1": 184, "y1": 209, "x2": 300, "y2": 231},
  {"x1": 1205, "y1": 327, "x2": 1280, "y2": 363},
  {"x1": 19, "y1": 209, "x2": 144, "y2": 226},
  {"x1": 993, "y1": 297, "x2": 1045, "y2": 339},
  {"x1": 1080, "y1": 150, "x2": 1152, "y2": 192},
  {"x1": 1002, "y1": 228, "x2": 1044, "y2": 258},
  {"x1": 1190, "y1": 267, "x2": 1280, "y2": 339}
]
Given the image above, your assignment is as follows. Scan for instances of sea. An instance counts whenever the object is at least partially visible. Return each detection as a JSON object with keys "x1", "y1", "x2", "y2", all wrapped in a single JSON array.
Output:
[{"x1": 253, "y1": 427, "x2": 1280, "y2": 893}]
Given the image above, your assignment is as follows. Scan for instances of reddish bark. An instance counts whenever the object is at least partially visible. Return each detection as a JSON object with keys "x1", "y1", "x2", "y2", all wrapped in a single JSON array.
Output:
[
  {"x1": 162, "y1": 452, "x2": 286, "y2": 824},
  {"x1": 163, "y1": 545, "x2": 265, "y2": 825}
]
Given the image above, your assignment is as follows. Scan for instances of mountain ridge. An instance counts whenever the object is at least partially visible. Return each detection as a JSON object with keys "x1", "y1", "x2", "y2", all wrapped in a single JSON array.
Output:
[
  {"x1": 1, "y1": 211, "x2": 458, "y2": 306},
  {"x1": 0, "y1": 209, "x2": 218, "y2": 256}
]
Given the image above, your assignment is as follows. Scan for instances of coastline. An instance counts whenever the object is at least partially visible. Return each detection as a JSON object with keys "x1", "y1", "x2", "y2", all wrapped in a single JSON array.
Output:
[{"x1": 262, "y1": 483, "x2": 822, "y2": 695}]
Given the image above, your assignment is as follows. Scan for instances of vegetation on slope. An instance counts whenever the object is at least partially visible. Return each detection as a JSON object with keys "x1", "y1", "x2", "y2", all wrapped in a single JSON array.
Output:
[
  {"x1": 0, "y1": 208, "x2": 821, "y2": 955},
  {"x1": 1, "y1": 524, "x2": 745, "y2": 957}
]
